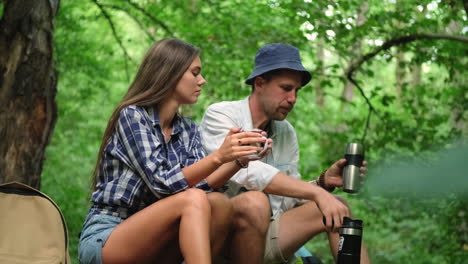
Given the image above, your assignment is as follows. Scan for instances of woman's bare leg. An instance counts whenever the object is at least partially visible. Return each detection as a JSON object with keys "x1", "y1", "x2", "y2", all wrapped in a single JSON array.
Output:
[
  {"x1": 179, "y1": 190, "x2": 212, "y2": 264},
  {"x1": 101, "y1": 188, "x2": 211, "y2": 264}
]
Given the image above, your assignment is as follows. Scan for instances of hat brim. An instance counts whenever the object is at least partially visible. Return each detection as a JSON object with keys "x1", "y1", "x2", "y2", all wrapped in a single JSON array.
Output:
[{"x1": 245, "y1": 62, "x2": 312, "y2": 86}]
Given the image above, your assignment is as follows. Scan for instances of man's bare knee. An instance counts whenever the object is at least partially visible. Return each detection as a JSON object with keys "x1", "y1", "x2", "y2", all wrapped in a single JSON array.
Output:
[
  {"x1": 232, "y1": 191, "x2": 270, "y2": 232},
  {"x1": 207, "y1": 192, "x2": 234, "y2": 219},
  {"x1": 233, "y1": 191, "x2": 270, "y2": 215},
  {"x1": 207, "y1": 192, "x2": 232, "y2": 210}
]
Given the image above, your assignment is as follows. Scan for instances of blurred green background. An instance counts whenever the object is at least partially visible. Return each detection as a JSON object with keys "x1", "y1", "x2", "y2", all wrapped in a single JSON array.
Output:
[{"x1": 17, "y1": 0, "x2": 468, "y2": 263}]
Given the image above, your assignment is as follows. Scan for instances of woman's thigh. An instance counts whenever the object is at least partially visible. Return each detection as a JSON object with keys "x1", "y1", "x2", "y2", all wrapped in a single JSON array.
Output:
[{"x1": 102, "y1": 188, "x2": 210, "y2": 264}]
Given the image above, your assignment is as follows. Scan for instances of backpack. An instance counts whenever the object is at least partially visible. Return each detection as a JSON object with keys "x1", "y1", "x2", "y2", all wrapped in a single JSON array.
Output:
[
  {"x1": 0, "y1": 181, "x2": 71, "y2": 264},
  {"x1": 292, "y1": 246, "x2": 323, "y2": 264}
]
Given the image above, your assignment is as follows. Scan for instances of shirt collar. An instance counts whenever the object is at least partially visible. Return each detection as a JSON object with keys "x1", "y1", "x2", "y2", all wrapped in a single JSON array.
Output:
[
  {"x1": 241, "y1": 96, "x2": 277, "y2": 139},
  {"x1": 146, "y1": 106, "x2": 182, "y2": 136}
]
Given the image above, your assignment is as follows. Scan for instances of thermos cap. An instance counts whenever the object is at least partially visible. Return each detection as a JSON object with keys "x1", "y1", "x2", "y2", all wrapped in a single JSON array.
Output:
[
  {"x1": 342, "y1": 216, "x2": 363, "y2": 229},
  {"x1": 345, "y1": 143, "x2": 364, "y2": 155}
]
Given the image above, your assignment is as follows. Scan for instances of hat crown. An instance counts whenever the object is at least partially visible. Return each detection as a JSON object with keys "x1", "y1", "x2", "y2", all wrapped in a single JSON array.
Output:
[
  {"x1": 245, "y1": 43, "x2": 311, "y2": 86},
  {"x1": 254, "y1": 43, "x2": 300, "y2": 67}
]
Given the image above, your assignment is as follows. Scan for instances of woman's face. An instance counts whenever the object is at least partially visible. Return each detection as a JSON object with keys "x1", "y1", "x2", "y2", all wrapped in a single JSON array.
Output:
[{"x1": 174, "y1": 56, "x2": 206, "y2": 105}]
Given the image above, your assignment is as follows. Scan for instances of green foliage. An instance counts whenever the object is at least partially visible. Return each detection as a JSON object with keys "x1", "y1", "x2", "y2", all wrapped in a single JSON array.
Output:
[{"x1": 40, "y1": 0, "x2": 468, "y2": 262}]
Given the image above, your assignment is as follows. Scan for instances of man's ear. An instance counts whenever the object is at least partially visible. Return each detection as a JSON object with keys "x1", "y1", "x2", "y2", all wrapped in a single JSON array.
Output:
[{"x1": 254, "y1": 76, "x2": 265, "y2": 92}]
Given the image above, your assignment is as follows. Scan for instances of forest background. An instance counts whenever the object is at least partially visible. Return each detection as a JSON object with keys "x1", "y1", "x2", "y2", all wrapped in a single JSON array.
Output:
[{"x1": 2, "y1": 0, "x2": 467, "y2": 263}]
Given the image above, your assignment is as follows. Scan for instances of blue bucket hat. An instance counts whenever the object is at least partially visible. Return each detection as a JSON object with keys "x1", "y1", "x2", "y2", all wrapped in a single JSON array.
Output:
[{"x1": 245, "y1": 43, "x2": 311, "y2": 86}]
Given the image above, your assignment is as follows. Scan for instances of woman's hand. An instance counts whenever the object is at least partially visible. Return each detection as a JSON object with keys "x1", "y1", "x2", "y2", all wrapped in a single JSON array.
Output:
[{"x1": 213, "y1": 128, "x2": 268, "y2": 164}]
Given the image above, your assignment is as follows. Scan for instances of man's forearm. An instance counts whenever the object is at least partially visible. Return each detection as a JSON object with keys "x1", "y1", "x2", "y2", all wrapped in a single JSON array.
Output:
[{"x1": 263, "y1": 172, "x2": 324, "y2": 201}]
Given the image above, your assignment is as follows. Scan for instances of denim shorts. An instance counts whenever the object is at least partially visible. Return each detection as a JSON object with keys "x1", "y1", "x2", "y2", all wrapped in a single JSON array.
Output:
[{"x1": 78, "y1": 214, "x2": 123, "y2": 264}]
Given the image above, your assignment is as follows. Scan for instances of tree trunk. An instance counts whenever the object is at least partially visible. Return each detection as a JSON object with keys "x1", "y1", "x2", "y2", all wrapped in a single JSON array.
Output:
[
  {"x1": 315, "y1": 39, "x2": 325, "y2": 106},
  {"x1": 0, "y1": 0, "x2": 60, "y2": 189},
  {"x1": 410, "y1": 64, "x2": 421, "y2": 88},
  {"x1": 395, "y1": 48, "x2": 406, "y2": 98},
  {"x1": 341, "y1": 2, "x2": 368, "y2": 103}
]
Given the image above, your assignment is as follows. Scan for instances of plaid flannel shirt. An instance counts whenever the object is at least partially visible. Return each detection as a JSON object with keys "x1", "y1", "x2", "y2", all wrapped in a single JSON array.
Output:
[{"x1": 89, "y1": 105, "x2": 212, "y2": 219}]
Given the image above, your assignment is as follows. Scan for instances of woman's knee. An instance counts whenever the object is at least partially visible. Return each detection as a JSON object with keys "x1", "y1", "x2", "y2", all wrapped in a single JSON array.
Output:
[{"x1": 182, "y1": 188, "x2": 210, "y2": 212}]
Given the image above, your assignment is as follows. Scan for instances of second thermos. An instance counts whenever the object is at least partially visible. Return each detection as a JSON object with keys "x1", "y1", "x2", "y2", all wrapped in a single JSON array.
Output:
[{"x1": 337, "y1": 217, "x2": 363, "y2": 264}]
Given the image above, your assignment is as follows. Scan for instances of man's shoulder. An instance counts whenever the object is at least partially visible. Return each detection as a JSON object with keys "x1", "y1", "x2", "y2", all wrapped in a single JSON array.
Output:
[
  {"x1": 207, "y1": 99, "x2": 243, "y2": 110},
  {"x1": 206, "y1": 99, "x2": 245, "y2": 115}
]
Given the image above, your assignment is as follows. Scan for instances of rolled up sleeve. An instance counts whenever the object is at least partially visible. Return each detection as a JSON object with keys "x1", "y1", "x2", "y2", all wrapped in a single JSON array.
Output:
[{"x1": 117, "y1": 107, "x2": 189, "y2": 195}]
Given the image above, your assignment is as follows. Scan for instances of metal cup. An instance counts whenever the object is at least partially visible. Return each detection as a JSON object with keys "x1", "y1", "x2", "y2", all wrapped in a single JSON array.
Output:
[
  {"x1": 243, "y1": 129, "x2": 268, "y2": 160},
  {"x1": 342, "y1": 143, "x2": 364, "y2": 193}
]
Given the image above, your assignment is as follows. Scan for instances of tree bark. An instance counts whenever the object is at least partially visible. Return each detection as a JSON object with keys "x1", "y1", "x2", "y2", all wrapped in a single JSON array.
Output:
[
  {"x1": 341, "y1": 2, "x2": 368, "y2": 103},
  {"x1": 315, "y1": 39, "x2": 325, "y2": 106},
  {"x1": 0, "y1": 0, "x2": 60, "y2": 189},
  {"x1": 395, "y1": 48, "x2": 406, "y2": 98}
]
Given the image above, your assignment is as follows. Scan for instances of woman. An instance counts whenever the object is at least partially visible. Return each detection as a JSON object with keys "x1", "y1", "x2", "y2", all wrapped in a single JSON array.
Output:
[{"x1": 78, "y1": 38, "x2": 269, "y2": 264}]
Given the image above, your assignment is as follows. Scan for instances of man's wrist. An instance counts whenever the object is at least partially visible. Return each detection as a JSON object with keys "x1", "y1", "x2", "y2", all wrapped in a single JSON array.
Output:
[{"x1": 317, "y1": 169, "x2": 335, "y2": 192}]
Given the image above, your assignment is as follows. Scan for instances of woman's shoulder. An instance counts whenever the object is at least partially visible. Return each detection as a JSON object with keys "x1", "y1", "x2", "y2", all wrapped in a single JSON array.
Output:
[
  {"x1": 118, "y1": 105, "x2": 152, "y2": 121},
  {"x1": 120, "y1": 105, "x2": 145, "y2": 115}
]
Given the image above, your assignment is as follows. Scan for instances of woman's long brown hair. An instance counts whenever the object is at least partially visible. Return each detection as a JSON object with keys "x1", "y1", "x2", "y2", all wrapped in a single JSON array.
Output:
[{"x1": 90, "y1": 38, "x2": 200, "y2": 191}]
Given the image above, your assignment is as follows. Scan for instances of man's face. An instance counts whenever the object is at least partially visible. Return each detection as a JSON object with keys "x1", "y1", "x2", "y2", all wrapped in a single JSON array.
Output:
[{"x1": 256, "y1": 70, "x2": 303, "y2": 121}]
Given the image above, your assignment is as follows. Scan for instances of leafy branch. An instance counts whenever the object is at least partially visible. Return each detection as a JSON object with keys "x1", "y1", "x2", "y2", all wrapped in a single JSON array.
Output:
[
  {"x1": 90, "y1": 0, "x2": 135, "y2": 81},
  {"x1": 122, "y1": 0, "x2": 174, "y2": 36},
  {"x1": 100, "y1": 3, "x2": 155, "y2": 42},
  {"x1": 347, "y1": 34, "x2": 468, "y2": 79},
  {"x1": 346, "y1": 33, "x2": 468, "y2": 142},
  {"x1": 89, "y1": 0, "x2": 174, "y2": 81}
]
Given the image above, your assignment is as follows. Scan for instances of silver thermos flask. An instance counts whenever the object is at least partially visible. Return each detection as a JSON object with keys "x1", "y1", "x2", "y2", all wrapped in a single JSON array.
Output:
[{"x1": 342, "y1": 143, "x2": 364, "y2": 193}]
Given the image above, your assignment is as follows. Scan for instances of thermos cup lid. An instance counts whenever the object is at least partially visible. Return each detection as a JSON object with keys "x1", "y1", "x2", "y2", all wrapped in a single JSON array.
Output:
[
  {"x1": 342, "y1": 216, "x2": 363, "y2": 229},
  {"x1": 345, "y1": 143, "x2": 364, "y2": 155}
]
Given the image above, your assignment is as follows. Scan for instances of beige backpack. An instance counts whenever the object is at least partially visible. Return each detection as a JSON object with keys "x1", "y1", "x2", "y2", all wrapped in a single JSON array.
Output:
[{"x1": 0, "y1": 181, "x2": 71, "y2": 264}]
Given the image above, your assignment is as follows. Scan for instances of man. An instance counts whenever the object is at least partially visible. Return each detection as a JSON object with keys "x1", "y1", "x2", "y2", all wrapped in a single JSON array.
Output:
[{"x1": 200, "y1": 43, "x2": 370, "y2": 264}]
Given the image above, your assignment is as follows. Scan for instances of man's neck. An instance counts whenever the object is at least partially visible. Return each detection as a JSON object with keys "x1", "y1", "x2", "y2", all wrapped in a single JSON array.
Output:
[{"x1": 248, "y1": 95, "x2": 270, "y2": 130}]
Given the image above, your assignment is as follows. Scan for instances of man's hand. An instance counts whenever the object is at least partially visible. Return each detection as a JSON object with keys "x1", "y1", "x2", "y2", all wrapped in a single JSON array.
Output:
[
  {"x1": 313, "y1": 188, "x2": 350, "y2": 232},
  {"x1": 324, "y1": 158, "x2": 368, "y2": 188}
]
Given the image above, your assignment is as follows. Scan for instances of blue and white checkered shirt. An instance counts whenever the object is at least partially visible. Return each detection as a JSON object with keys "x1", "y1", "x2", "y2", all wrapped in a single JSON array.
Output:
[{"x1": 89, "y1": 105, "x2": 213, "y2": 219}]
